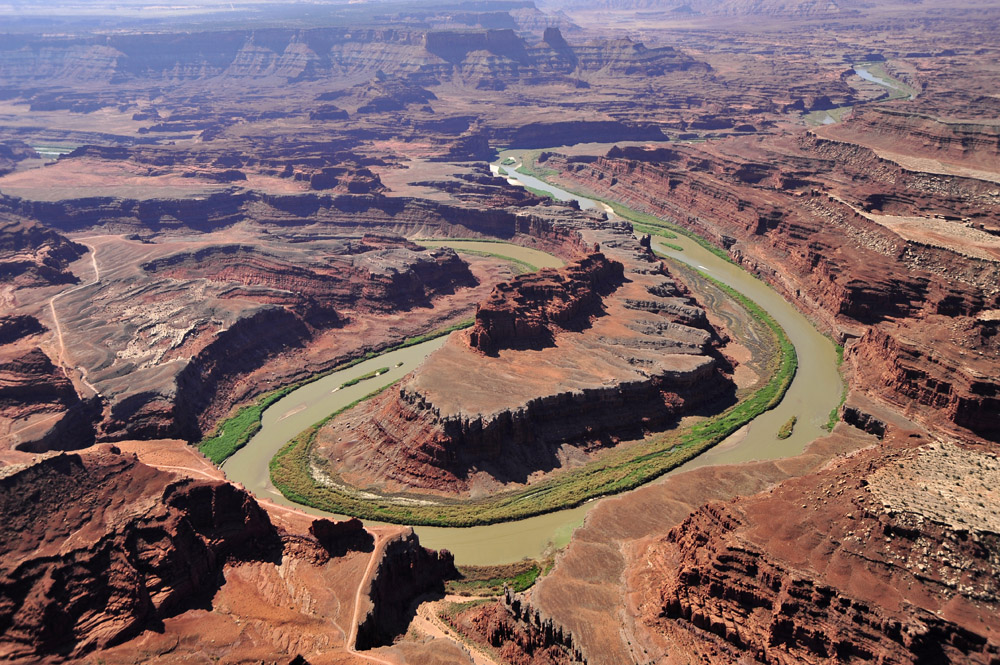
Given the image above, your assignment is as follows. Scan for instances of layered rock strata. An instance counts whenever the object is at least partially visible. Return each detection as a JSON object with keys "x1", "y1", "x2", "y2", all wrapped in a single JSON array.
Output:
[
  {"x1": 0, "y1": 216, "x2": 86, "y2": 288},
  {"x1": 0, "y1": 448, "x2": 276, "y2": 660},
  {"x1": 0, "y1": 445, "x2": 458, "y2": 663},
  {"x1": 355, "y1": 530, "x2": 457, "y2": 649},
  {"x1": 451, "y1": 589, "x2": 585, "y2": 665},
  {"x1": 638, "y1": 439, "x2": 1000, "y2": 664},
  {"x1": 541, "y1": 134, "x2": 1000, "y2": 441},
  {"x1": 313, "y1": 225, "x2": 734, "y2": 494},
  {"x1": 468, "y1": 251, "x2": 625, "y2": 355},
  {"x1": 143, "y1": 239, "x2": 476, "y2": 316},
  {"x1": 820, "y1": 106, "x2": 1000, "y2": 173}
]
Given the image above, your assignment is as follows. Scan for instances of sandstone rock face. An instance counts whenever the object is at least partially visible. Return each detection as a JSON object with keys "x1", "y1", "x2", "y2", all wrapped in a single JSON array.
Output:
[
  {"x1": 0, "y1": 316, "x2": 44, "y2": 345},
  {"x1": 0, "y1": 310, "x2": 97, "y2": 453},
  {"x1": 0, "y1": 445, "x2": 464, "y2": 663},
  {"x1": 0, "y1": 28, "x2": 706, "y2": 94},
  {"x1": 452, "y1": 590, "x2": 585, "y2": 665},
  {"x1": 2, "y1": 227, "x2": 479, "y2": 444},
  {"x1": 0, "y1": 142, "x2": 38, "y2": 175},
  {"x1": 850, "y1": 320, "x2": 1000, "y2": 441},
  {"x1": 468, "y1": 252, "x2": 625, "y2": 355},
  {"x1": 0, "y1": 216, "x2": 86, "y2": 288},
  {"x1": 542, "y1": 135, "x2": 1000, "y2": 442},
  {"x1": 822, "y1": 106, "x2": 1000, "y2": 172},
  {"x1": 0, "y1": 347, "x2": 77, "y2": 420},
  {"x1": 639, "y1": 440, "x2": 1000, "y2": 665},
  {"x1": 0, "y1": 448, "x2": 276, "y2": 660},
  {"x1": 314, "y1": 222, "x2": 733, "y2": 494},
  {"x1": 355, "y1": 529, "x2": 456, "y2": 649},
  {"x1": 142, "y1": 239, "x2": 476, "y2": 317}
]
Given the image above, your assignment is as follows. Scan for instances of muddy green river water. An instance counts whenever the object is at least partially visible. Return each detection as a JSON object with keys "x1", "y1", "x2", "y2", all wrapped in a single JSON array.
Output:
[
  {"x1": 224, "y1": 161, "x2": 842, "y2": 565},
  {"x1": 418, "y1": 239, "x2": 564, "y2": 270}
]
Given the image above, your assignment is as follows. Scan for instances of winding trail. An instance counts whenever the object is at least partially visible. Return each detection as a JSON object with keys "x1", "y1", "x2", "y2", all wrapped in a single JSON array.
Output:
[
  {"x1": 8, "y1": 238, "x2": 102, "y2": 439},
  {"x1": 345, "y1": 528, "x2": 399, "y2": 665},
  {"x1": 154, "y1": 464, "x2": 221, "y2": 481},
  {"x1": 47, "y1": 238, "x2": 101, "y2": 397}
]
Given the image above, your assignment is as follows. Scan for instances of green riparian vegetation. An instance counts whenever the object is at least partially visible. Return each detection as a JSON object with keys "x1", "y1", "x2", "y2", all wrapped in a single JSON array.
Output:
[
  {"x1": 340, "y1": 367, "x2": 390, "y2": 389},
  {"x1": 445, "y1": 248, "x2": 538, "y2": 274},
  {"x1": 524, "y1": 185, "x2": 558, "y2": 200},
  {"x1": 268, "y1": 264, "x2": 797, "y2": 526},
  {"x1": 198, "y1": 319, "x2": 473, "y2": 464},
  {"x1": 446, "y1": 559, "x2": 546, "y2": 596},
  {"x1": 777, "y1": 416, "x2": 797, "y2": 440}
]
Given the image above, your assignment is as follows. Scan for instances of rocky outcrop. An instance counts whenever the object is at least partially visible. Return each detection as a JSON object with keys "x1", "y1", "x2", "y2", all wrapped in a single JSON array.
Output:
[
  {"x1": 0, "y1": 26, "x2": 713, "y2": 137},
  {"x1": 308, "y1": 517, "x2": 374, "y2": 557},
  {"x1": 468, "y1": 252, "x2": 625, "y2": 355},
  {"x1": 503, "y1": 121, "x2": 666, "y2": 148},
  {"x1": 0, "y1": 448, "x2": 278, "y2": 660},
  {"x1": 0, "y1": 142, "x2": 37, "y2": 175},
  {"x1": 642, "y1": 440, "x2": 1000, "y2": 664},
  {"x1": 314, "y1": 224, "x2": 734, "y2": 494},
  {"x1": 1, "y1": 187, "x2": 529, "y2": 238},
  {"x1": 452, "y1": 590, "x2": 586, "y2": 665},
  {"x1": 542, "y1": 140, "x2": 1000, "y2": 441},
  {"x1": 164, "y1": 306, "x2": 313, "y2": 441},
  {"x1": 821, "y1": 107, "x2": 1000, "y2": 171},
  {"x1": 143, "y1": 240, "x2": 477, "y2": 317},
  {"x1": 0, "y1": 316, "x2": 44, "y2": 346},
  {"x1": 354, "y1": 530, "x2": 456, "y2": 650},
  {"x1": 850, "y1": 322, "x2": 1000, "y2": 441},
  {"x1": 0, "y1": 216, "x2": 86, "y2": 288},
  {"x1": 0, "y1": 445, "x2": 464, "y2": 663},
  {"x1": 0, "y1": 348, "x2": 78, "y2": 421}
]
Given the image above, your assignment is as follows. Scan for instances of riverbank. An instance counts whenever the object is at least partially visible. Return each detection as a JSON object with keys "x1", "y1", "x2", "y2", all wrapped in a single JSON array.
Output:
[
  {"x1": 221, "y1": 157, "x2": 841, "y2": 563},
  {"x1": 264, "y1": 242, "x2": 795, "y2": 526}
]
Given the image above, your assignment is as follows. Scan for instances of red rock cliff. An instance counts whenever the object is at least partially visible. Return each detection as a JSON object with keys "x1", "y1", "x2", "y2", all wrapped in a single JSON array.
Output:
[{"x1": 468, "y1": 251, "x2": 625, "y2": 355}]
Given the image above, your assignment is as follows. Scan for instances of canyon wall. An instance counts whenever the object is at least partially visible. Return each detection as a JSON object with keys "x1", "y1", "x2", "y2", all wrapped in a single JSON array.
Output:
[
  {"x1": 541, "y1": 137, "x2": 1000, "y2": 442},
  {"x1": 640, "y1": 438, "x2": 1000, "y2": 664},
  {"x1": 354, "y1": 530, "x2": 456, "y2": 650},
  {"x1": 0, "y1": 216, "x2": 86, "y2": 288},
  {"x1": 313, "y1": 225, "x2": 734, "y2": 494},
  {"x1": 0, "y1": 448, "x2": 277, "y2": 660},
  {"x1": 468, "y1": 251, "x2": 625, "y2": 355}
]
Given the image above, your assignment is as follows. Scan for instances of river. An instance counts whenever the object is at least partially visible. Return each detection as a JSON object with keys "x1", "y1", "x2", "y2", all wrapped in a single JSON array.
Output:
[
  {"x1": 814, "y1": 64, "x2": 915, "y2": 124},
  {"x1": 416, "y1": 239, "x2": 564, "y2": 270},
  {"x1": 224, "y1": 160, "x2": 842, "y2": 565},
  {"x1": 855, "y1": 65, "x2": 901, "y2": 92}
]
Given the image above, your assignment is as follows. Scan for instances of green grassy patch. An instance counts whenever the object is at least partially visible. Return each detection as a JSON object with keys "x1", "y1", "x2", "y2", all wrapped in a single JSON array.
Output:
[
  {"x1": 198, "y1": 384, "x2": 299, "y2": 465},
  {"x1": 632, "y1": 222, "x2": 679, "y2": 241},
  {"x1": 777, "y1": 416, "x2": 797, "y2": 440},
  {"x1": 198, "y1": 319, "x2": 473, "y2": 464},
  {"x1": 340, "y1": 367, "x2": 390, "y2": 389},
  {"x1": 513, "y1": 152, "x2": 560, "y2": 179},
  {"x1": 524, "y1": 185, "x2": 558, "y2": 200},
  {"x1": 824, "y1": 385, "x2": 848, "y2": 431},
  {"x1": 446, "y1": 560, "x2": 544, "y2": 596},
  {"x1": 268, "y1": 269, "x2": 797, "y2": 526},
  {"x1": 445, "y1": 248, "x2": 538, "y2": 274}
]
